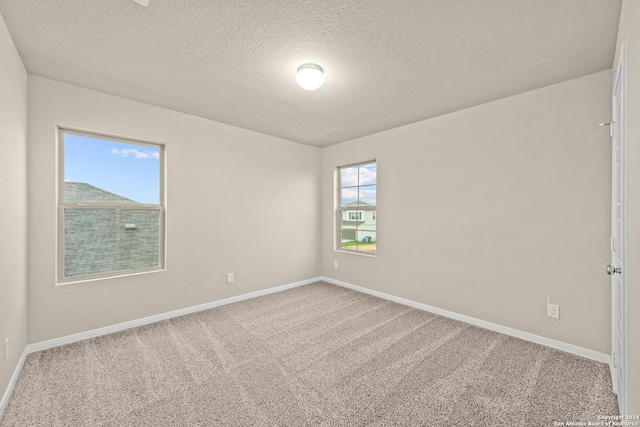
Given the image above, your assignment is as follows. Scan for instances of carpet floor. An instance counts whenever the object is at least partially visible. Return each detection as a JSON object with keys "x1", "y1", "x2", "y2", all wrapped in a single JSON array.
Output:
[{"x1": 0, "y1": 282, "x2": 618, "y2": 426}]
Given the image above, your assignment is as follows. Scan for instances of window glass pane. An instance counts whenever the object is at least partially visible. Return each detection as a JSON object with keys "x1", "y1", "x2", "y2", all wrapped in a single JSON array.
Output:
[
  {"x1": 340, "y1": 209, "x2": 359, "y2": 250},
  {"x1": 338, "y1": 161, "x2": 376, "y2": 255},
  {"x1": 64, "y1": 133, "x2": 160, "y2": 204},
  {"x1": 358, "y1": 210, "x2": 376, "y2": 232},
  {"x1": 340, "y1": 166, "x2": 358, "y2": 188},
  {"x1": 358, "y1": 185, "x2": 376, "y2": 206},
  {"x1": 356, "y1": 231, "x2": 376, "y2": 253},
  {"x1": 343, "y1": 210, "x2": 363, "y2": 221},
  {"x1": 341, "y1": 238, "x2": 358, "y2": 251},
  {"x1": 341, "y1": 188, "x2": 358, "y2": 207},
  {"x1": 359, "y1": 163, "x2": 377, "y2": 186},
  {"x1": 64, "y1": 208, "x2": 160, "y2": 278}
]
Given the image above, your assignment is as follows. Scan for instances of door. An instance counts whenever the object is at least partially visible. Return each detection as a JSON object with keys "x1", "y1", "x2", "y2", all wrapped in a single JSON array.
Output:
[{"x1": 608, "y1": 43, "x2": 627, "y2": 415}]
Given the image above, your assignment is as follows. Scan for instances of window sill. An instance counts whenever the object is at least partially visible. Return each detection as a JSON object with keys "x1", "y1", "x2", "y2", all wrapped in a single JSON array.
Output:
[
  {"x1": 56, "y1": 267, "x2": 165, "y2": 286},
  {"x1": 335, "y1": 249, "x2": 376, "y2": 258}
]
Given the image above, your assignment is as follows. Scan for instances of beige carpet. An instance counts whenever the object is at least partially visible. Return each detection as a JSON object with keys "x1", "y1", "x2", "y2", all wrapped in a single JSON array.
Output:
[{"x1": 0, "y1": 282, "x2": 618, "y2": 426}]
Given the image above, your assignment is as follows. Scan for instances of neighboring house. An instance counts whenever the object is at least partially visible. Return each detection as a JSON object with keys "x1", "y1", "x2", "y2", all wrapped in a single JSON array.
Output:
[
  {"x1": 65, "y1": 181, "x2": 138, "y2": 204},
  {"x1": 340, "y1": 201, "x2": 376, "y2": 242},
  {"x1": 63, "y1": 182, "x2": 160, "y2": 278}
]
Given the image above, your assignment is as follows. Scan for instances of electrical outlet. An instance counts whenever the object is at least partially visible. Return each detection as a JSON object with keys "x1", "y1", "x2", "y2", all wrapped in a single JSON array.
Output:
[
  {"x1": 227, "y1": 273, "x2": 234, "y2": 284},
  {"x1": 334, "y1": 261, "x2": 339, "y2": 269},
  {"x1": 547, "y1": 297, "x2": 560, "y2": 319},
  {"x1": 4, "y1": 337, "x2": 9, "y2": 362},
  {"x1": 547, "y1": 304, "x2": 560, "y2": 319}
]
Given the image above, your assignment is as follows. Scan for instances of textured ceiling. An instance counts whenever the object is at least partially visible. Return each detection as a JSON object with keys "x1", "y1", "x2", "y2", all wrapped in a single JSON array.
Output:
[{"x1": 0, "y1": 0, "x2": 622, "y2": 147}]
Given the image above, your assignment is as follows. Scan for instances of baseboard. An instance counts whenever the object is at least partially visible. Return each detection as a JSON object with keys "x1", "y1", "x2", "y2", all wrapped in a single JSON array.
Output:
[
  {"x1": 3, "y1": 274, "x2": 611, "y2": 418},
  {"x1": 25, "y1": 274, "x2": 612, "y2": 362},
  {"x1": 0, "y1": 347, "x2": 29, "y2": 417},
  {"x1": 320, "y1": 276, "x2": 611, "y2": 365},
  {"x1": 27, "y1": 276, "x2": 322, "y2": 353},
  {"x1": 2, "y1": 276, "x2": 320, "y2": 417}
]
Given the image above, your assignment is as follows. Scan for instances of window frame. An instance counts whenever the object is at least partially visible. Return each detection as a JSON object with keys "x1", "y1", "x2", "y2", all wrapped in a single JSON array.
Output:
[
  {"x1": 336, "y1": 160, "x2": 377, "y2": 256},
  {"x1": 56, "y1": 127, "x2": 166, "y2": 284}
]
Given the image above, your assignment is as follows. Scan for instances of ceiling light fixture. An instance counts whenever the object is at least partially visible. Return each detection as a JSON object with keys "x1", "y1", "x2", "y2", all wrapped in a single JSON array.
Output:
[{"x1": 296, "y1": 63, "x2": 324, "y2": 90}]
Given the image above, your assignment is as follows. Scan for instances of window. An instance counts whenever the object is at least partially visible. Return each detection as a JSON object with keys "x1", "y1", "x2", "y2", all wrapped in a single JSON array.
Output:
[
  {"x1": 348, "y1": 211, "x2": 362, "y2": 221},
  {"x1": 58, "y1": 128, "x2": 165, "y2": 283},
  {"x1": 337, "y1": 161, "x2": 376, "y2": 254}
]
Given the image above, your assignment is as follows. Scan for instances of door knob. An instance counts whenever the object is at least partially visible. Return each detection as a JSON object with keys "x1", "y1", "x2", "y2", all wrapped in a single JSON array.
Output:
[{"x1": 606, "y1": 265, "x2": 622, "y2": 275}]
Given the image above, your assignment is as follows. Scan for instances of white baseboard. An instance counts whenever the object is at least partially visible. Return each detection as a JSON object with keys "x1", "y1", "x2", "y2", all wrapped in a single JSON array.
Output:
[
  {"x1": 320, "y1": 276, "x2": 611, "y2": 365},
  {"x1": 0, "y1": 347, "x2": 28, "y2": 416},
  {"x1": 1, "y1": 277, "x2": 319, "y2": 417},
  {"x1": 2, "y1": 275, "x2": 611, "y2": 418},
  {"x1": 27, "y1": 276, "x2": 321, "y2": 354}
]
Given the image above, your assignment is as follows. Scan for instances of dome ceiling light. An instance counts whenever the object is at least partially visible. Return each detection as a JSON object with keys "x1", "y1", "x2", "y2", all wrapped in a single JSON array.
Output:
[{"x1": 296, "y1": 63, "x2": 324, "y2": 90}]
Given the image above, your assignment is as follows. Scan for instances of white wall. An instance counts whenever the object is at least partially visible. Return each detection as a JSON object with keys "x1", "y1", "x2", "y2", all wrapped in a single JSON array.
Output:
[
  {"x1": 614, "y1": 0, "x2": 640, "y2": 414},
  {"x1": 322, "y1": 71, "x2": 612, "y2": 354},
  {"x1": 0, "y1": 11, "x2": 28, "y2": 408},
  {"x1": 27, "y1": 76, "x2": 321, "y2": 343}
]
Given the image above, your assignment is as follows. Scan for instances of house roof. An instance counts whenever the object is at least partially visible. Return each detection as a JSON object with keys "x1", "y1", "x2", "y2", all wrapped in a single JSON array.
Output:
[
  {"x1": 344, "y1": 201, "x2": 373, "y2": 207},
  {"x1": 64, "y1": 182, "x2": 139, "y2": 204}
]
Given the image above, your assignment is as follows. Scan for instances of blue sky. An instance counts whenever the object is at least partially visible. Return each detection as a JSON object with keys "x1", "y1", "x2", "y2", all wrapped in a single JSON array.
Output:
[{"x1": 64, "y1": 134, "x2": 160, "y2": 204}]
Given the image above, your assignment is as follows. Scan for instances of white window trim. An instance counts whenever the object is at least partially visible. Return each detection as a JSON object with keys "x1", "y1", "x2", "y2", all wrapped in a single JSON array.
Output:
[
  {"x1": 56, "y1": 127, "x2": 167, "y2": 285},
  {"x1": 336, "y1": 160, "x2": 376, "y2": 256}
]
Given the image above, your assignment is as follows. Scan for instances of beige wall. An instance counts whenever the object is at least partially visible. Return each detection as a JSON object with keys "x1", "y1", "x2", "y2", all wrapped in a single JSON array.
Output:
[
  {"x1": 0, "y1": 12, "x2": 28, "y2": 406},
  {"x1": 322, "y1": 71, "x2": 612, "y2": 354},
  {"x1": 27, "y1": 76, "x2": 321, "y2": 343},
  {"x1": 614, "y1": 0, "x2": 640, "y2": 414},
  {"x1": 4, "y1": 6, "x2": 629, "y2": 414}
]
